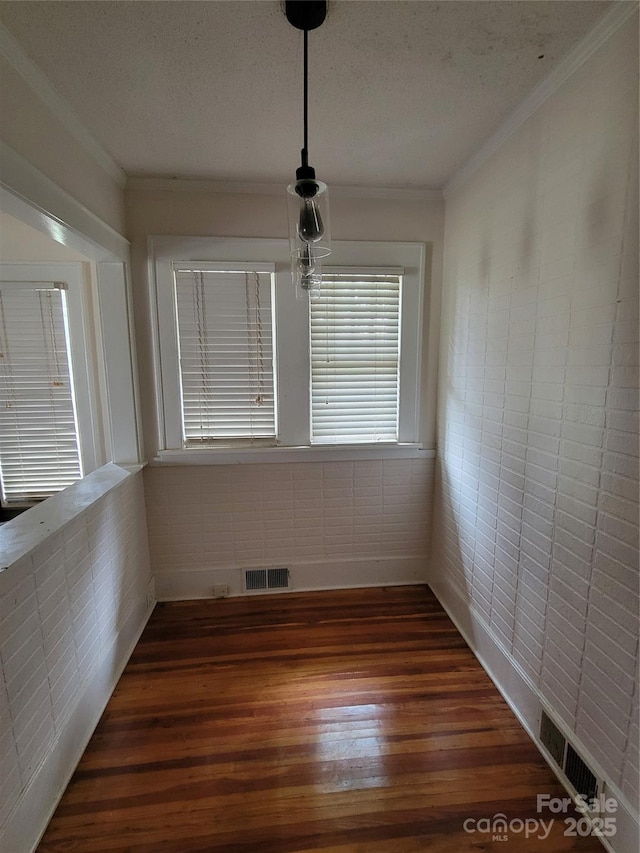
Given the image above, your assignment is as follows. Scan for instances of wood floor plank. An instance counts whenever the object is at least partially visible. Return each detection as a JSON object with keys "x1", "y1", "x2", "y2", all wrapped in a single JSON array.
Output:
[{"x1": 37, "y1": 586, "x2": 603, "y2": 852}]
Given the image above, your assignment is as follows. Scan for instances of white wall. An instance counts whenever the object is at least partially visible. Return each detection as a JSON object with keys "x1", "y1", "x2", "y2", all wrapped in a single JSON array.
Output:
[
  {"x1": 0, "y1": 56, "x2": 125, "y2": 234},
  {"x1": 0, "y1": 467, "x2": 152, "y2": 853},
  {"x1": 432, "y1": 13, "x2": 638, "y2": 851},
  {"x1": 146, "y1": 457, "x2": 433, "y2": 599},
  {"x1": 126, "y1": 186, "x2": 444, "y2": 595}
]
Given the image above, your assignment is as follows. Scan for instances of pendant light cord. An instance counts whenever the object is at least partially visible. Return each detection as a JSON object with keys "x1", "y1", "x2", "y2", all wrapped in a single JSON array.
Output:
[{"x1": 302, "y1": 28, "x2": 308, "y2": 166}]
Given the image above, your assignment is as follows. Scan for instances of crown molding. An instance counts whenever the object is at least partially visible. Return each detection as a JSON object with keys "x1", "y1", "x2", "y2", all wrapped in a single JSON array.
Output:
[
  {"x1": 0, "y1": 22, "x2": 127, "y2": 188},
  {"x1": 125, "y1": 176, "x2": 443, "y2": 201},
  {"x1": 445, "y1": 1, "x2": 639, "y2": 197},
  {"x1": 125, "y1": 177, "x2": 291, "y2": 194},
  {"x1": 328, "y1": 184, "x2": 443, "y2": 202}
]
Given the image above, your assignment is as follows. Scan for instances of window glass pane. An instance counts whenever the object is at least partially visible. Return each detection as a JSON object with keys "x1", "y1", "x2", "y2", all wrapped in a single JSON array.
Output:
[
  {"x1": 174, "y1": 269, "x2": 276, "y2": 443},
  {"x1": 0, "y1": 282, "x2": 82, "y2": 505},
  {"x1": 310, "y1": 272, "x2": 401, "y2": 444}
]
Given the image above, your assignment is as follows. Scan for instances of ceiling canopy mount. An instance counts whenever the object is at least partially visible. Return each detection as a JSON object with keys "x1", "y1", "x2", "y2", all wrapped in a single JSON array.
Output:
[{"x1": 284, "y1": 1, "x2": 327, "y2": 32}]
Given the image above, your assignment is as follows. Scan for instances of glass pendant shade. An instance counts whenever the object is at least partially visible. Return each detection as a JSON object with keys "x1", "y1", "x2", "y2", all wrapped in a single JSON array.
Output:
[
  {"x1": 287, "y1": 179, "x2": 331, "y2": 298},
  {"x1": 285, "y1": 1, "x2": 330, "y2": 298}
]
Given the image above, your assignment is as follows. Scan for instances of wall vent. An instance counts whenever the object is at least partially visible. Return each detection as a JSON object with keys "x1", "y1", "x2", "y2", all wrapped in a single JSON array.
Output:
[
  {"x1": 245, "y1": 569, "x2": 267, "y2": 591},
  {"x1": 565, "y1": 744, "x2": 598, "y2": 802},
  {"x1": 539, "y1": 712, "x2": 598, "y2": 803},
  {"x1": 266, "y1": 567, "x2": 290, "y2": 589},
  {"x1": 244, "y1": 568, "x2": 290, "y2": 593},
  {"x1": 540, "y1": 711, "x2": 566, "y2": 767}
]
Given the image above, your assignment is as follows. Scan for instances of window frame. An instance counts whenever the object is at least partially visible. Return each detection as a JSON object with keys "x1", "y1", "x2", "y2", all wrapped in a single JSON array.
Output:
[
  {"x1": 150, "y1": 237, "x2": 426, "y2": 463},
  {"x1": 0, "y1": 262, "x2": 103, "y2": 506}
]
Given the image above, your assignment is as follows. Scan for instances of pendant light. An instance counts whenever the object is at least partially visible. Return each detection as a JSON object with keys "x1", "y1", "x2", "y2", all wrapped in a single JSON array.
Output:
[{"x1": 285, "y1": 0, "x2": 331, "y2": 299}]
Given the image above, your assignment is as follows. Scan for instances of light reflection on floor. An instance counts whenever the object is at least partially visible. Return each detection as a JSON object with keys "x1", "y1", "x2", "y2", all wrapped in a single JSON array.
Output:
[{"x1": 313, "y1": 703, "x2": 390, "y2": 792}]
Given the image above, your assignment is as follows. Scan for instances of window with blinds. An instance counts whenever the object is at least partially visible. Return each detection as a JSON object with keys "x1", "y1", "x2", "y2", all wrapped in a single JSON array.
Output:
[
  {"x1": 0, "y1": 281, "x2": 83, "y2": 506},
  {"x1": 310, "y1": 269, "x2": 402, "y2": 444},
  {"x1": 174, "y1": 267, "x2": 276, "y2": 443}
]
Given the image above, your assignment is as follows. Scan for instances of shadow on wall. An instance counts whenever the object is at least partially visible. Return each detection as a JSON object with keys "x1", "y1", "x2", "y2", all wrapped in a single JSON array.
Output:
[
  {"x1": 426, "y1": 232, "x2": 479, "y2": 656},
  {"x1": 429, "y1": 457, "x2": 477, "y2": 648}
]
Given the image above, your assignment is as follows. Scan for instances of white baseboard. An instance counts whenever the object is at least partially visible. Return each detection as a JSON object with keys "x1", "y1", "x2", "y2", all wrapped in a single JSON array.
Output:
[
  {"x1": 0, "y1": 596, "x2": 154, "y2": 853},
  {"x1": 428, "y1": 577, "x2": 639, "y2": 853},
  {"x1": 155, "y1": 555, "x2": 429, "y2": 600}
]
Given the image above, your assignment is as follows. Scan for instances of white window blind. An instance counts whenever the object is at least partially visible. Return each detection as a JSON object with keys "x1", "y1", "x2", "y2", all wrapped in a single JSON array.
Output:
[
  {"x1": 310, "y1": 269, "x2": 402, "y2": 444},
  {"x1": 0, "y1": 281, "x2": 82, "y2": 505},
  {"x1": 174, "y1": 268, "x2": 276, "y2": 443}
]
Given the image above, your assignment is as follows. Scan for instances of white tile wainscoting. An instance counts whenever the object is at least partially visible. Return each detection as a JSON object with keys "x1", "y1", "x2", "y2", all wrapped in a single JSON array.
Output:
[
  {"x1": 0, "y1": 466, "x2": 153, "y2": 853},
  {"x1": 144, "y1": 457, "x2": 434, "y2": 599}
]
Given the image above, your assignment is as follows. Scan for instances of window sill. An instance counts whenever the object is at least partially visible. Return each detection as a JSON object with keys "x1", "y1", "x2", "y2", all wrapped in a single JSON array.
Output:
[{"x1": 152, "y1": 444, "x2": 434, "y2": 466}]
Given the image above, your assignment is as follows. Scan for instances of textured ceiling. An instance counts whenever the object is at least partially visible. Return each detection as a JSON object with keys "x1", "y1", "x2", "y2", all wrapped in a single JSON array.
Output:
[{"x1": 0, "y1": 0, "x2": 613, "y2": 189}]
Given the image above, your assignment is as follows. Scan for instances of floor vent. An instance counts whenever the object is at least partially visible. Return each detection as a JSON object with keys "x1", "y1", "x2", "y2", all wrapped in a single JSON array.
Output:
[
  {"x1": 565, "y1": 744, "x2": 598, "y2": 801},
  {"x1": 244, "y1": 568, "x2": 290, "y2": 592},
  {"x1": 540, "y1": 711, "x2": 566, "y2": 767}
]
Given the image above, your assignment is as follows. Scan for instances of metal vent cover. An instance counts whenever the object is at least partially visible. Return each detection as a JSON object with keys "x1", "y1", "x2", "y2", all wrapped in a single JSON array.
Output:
[
  {"x1": 540, "y1": 711, "x2": 566, "y2": 767},
  {"x1": 540, "y1": 712, "x2": 599, "y2": 803},
  {"x1": 245, "y1": 569, "x2": 268, "y2": 591},
  {"x1": 267, "y1": 567, "x2": 290, "y2": 589},
  {"x1": 244, "y1": 568, "x2": 290, "y2": 592},
  {"x1": 565, "y1": 744, "x2": 598, "y2": 802}
]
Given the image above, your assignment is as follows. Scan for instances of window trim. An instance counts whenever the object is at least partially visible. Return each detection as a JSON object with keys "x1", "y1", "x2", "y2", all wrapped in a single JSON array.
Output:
[
  {"x1": 150, "y1": 237, "x2": 425, "y2": 462},
  {"x1": 1, "y1": 170, "x2": 143, "y2": 475}
]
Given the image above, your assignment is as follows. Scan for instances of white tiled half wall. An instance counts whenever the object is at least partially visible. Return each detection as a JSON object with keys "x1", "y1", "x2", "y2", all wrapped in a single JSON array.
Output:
[
  {"x1": 0, "y1": 471, "x2": 151, "y2": 849},
  {"x1": 432, "y1": 11, "x2": 638, "y2": 838},
  {"x1": 145, "y1": 457, "x2": 434, "y2": 597}
]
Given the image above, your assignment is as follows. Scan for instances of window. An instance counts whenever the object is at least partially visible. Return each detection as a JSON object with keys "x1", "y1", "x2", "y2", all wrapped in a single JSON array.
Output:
[
  {"x1": 151, "y1": 238, "x2": 424, "y2": 459},
  {"x1": 0, "y1": 264, "x2": 101, "y2": 507},
  {"x1": 174, "y1": 265, "x2": 276, "y2": 443},
  {"x1": 310, "y1": 269, "x2": 402, "y2": 444}
]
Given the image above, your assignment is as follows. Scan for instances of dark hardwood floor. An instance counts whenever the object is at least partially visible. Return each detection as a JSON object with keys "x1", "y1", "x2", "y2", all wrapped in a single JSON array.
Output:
[{"x1": 37, "y1": 586, "x2": 603, "y2": 852}]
